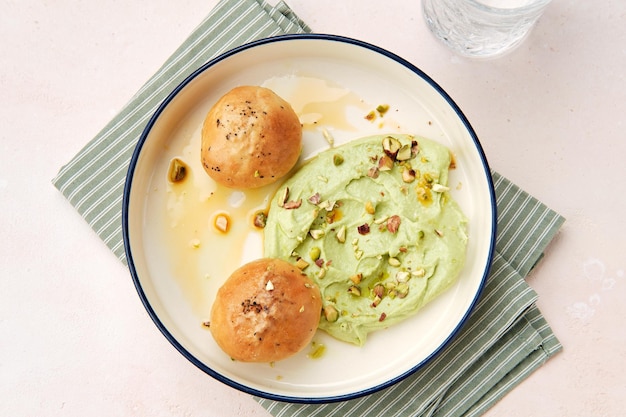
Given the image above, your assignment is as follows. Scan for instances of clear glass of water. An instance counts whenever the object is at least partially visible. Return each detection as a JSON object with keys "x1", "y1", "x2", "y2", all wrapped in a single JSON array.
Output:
[{"x1": 422, "y1": 0, "x2": 552, "y2": 58}]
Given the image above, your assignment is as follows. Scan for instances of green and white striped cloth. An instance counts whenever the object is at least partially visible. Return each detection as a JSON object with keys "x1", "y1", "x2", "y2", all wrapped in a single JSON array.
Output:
[{"x1": 52, "y1": 1, "x2": 564, "y2": 415}]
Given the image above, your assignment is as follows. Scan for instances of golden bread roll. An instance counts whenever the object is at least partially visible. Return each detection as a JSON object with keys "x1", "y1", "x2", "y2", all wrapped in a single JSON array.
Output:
[
  {"x1": 201, "y1": 86, "x2": 302, "y2": 188},
  {"x1": 210, "y1": 258, "x2": 322, "y2": 362}
]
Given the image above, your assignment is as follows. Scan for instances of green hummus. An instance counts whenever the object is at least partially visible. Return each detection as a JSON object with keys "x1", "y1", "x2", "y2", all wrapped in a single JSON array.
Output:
[{"x1": 263, "y1": 134, "x2": 467, "y2": 345}]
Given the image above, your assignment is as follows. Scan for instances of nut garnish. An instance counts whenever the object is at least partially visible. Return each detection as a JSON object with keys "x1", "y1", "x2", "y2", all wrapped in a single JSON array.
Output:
[
  {"x1": 388, "y1": 257, "x2": 401, "y2": 267},
  {"x1": 357, "y1": 223, "x2": 370, "y2": 235},
  {"x1": 367, "y1": 166, "x2": 380, "y2": 179},
  {"x1": 378, "y1": 155, "x2": 394, "y2": 171},
  {"x1": 349, "y1": 273, "x2": 363, "y2": 285},
  {"x1": 265, "y1": 280, "x2": 274, "y2": 291},
  {"x1": 277, "y1": 187, "x2": 289, "y2": 208},
  {"x1": 333, "y1": 154, "x2": 344, "y2": 166},
  {"x1": 214, "y1": 214, "x2": 229, "y2": 233},
  {"x1": 309, "y1": 246, "x2": 321, "y2": 261},
  {"x1": 336, "y1": 225, "x2": 347, "y2": 243},
  {"x1": 309, "y1": 229, "x2": 325, "y2": 240},
  {"x1": 253, "y1": 211, "x2": 267, "y2": 229},
  {"x1": 386, "y1": 215, "x2": 401, "y2": 233},
  {"x1": 324, "y1": 305, "x2": 339, "y2": 322},
  {"x1": 347, "y1": 285, "x2": 361, "y2": 296},
  {"x1": 382, "y1": 136, "x2": 402, "y2": 159},
  {"x1": 365, "y1": 201, "x2": 376, "y2": 215},
  {"x1": 283, "y1": 199, "x2": 302, "y2": 209},
  {"x1": 168, "y1": 157, "x2": 188, "y2": 183},
  {"x1": 308, "y1": 192, "x2": 321, "y2": 205},
  {"x1": 295, "y1": 258, "x2": 310, "y2": 270}
]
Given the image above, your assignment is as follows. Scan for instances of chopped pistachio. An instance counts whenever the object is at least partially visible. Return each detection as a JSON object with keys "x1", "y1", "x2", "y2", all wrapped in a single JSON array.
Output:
[
  {"x1": 402, "y1": 167, "x2": 416, "y2": 183},
  {"x1": 396, "y1": 271, "x2": 410, "y2": 283},
  {"x1": 365, "y1": 110, "x2": 376, "y2": 121},
  {"x1": 354, "y1": 250, "x2": 364, "y2": 260},
  {"x1": 214, "y1": 214, "x2": 229, "y2": 233},
  {"x1": 347, "y1": 285, "x2": 361, "y2": 297},
  {"x1": 336, "y1": 225, "x2": 347, "y2": 243},
  {"x1": 396, "y1": 144, "x2": 412, "y2": 161},
  {"x1": 374, "y1": 215, "x2": 389, "y2": 225},
  {"x1": 295, "y1": 258, "x2": 310, "y2": 270},
  {"x1": 435, "y1": 229, "x2": 444, "y2": 237},
  {"x1": 265, "y1": 280, "x2": 275, "y2": 291},
  {"x1": 323, "y1": 305, "x2": 339, "y2": 322},
  {"x1": 309, "y1": 246, "x2": 321, "y2": 261},
  {"x1": 411, "y1": 268, "x2": 426, "y2": 278},
  {"x1": 388, "y1": 257, "x2": 401, "y2": 267},
  {"x1": 378, "y1": 155, "x2": 394, "y2": 171},
  {"x1": 365, "y1": 201, "x2": 376, "y2": 215},
  {"x1": 322, "y1": 128, "x2": 335, "y2": 146},
  {"x1": 349, "y1": 273, "x2": 363, "y2": 285},
  {"x1": 253, "y1": 211, "x2": 267, "y2": 229},
  {"x1": 168, "y1": 158, "x2": 188, "y2": 183},
  {"x1": 432, "y1": 183, "x2": 450, "y2": 192},
  {"x1": 376, "y1": 104, "x2": 390, "y2": 116},
  {"x1": 309, "y1": 229, "x2": 325, "y2": 240},
  {"x1": 386, "y1": 215, "x2": 401, "y2": 233},
  {"x1": 367, "y1": 166, "x2": 380, "y2": 179},
  {"x1": 372, "y1": 284, "x2": 385, "y2": 298},
  {"x1": 308, "y1": 192, "x2": 321, "y2": 205},
  {"x1": 371, "y1": 295, "x2": 382, "y2": 308},
  {"x1": 277, "y1": 187, "x2": 289, "y2": 207},
  {"x1": 333, "y1": 154, "x2": 344, "y2": 166},
  {"x1": 382, "y1": 136, "x2": 402, "y2": 159}
]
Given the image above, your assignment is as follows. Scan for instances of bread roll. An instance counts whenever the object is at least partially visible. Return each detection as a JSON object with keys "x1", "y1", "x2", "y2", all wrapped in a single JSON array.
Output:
[
  {"x1": 210, "y1": 258, "x2": 322, "y2": 362},
  {"x1": 201, "y1": 86, "x2": 302, "y2": 189}
]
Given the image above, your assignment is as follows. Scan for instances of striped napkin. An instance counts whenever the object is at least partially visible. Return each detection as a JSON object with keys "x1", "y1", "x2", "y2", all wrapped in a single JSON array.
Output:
[{"x1": 52, "y1": 0, "x2": 564, "y2": 415}]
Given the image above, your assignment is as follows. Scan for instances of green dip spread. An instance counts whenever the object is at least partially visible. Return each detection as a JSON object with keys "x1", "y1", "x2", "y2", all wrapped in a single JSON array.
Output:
[{"x1": 263, "y1": 134, "x2": 467, "y2": 345}]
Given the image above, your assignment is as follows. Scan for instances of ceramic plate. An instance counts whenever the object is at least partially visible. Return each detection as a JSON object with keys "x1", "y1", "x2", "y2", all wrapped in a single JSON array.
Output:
[{"x1": 123, "y1": 34, "x2": 496, "y2": 403}]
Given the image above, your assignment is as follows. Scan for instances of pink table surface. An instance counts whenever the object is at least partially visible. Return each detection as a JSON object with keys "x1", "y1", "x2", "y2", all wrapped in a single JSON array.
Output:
[{"x1": 2, "y1": 1, "x2": 625, "y2": 415}]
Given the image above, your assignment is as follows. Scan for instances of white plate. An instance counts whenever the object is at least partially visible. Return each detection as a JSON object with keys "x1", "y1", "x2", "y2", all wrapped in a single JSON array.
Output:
[{"x1": 123, "y1": 34, "x2": 496, "y2": 403}]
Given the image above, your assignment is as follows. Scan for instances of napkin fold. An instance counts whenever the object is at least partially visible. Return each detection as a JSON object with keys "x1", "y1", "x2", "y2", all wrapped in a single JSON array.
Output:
[{"x1": 52, "y1": 1, "x2": 564, "y2": 416}]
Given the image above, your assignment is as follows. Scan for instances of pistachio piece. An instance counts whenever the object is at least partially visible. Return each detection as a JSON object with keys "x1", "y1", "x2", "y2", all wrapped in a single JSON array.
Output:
[
  {"x1": 376, "y1": 104, "x2": 390, "y2": 116},
  {"x1": 283, "y1": 199, "x2": 302, "y2": 209},
  {"x1": 347, "y1": 285, "x2": 361, "y2": 297},
  {"x1": 309, "y1": 246, "x2": 321, "y2": 261},
  {"x1": 365, "y1": 110, "x2": 376, "y2": 121},
  {"x1": 357, "y1": 223, "x2": 370, "y2": 235},
  {"x1": 371, "y1": 295, "x2": 382, "y2": 308},
  {"x1": 382, "y1": 136, "x2": 402, "y2": 159},
  {"x1": 432, "y1": 183, "x2": 450, "y2": 192},
  {"x1": 333, "y1": 154, "x2": 344, "y2": 166},
  {"x1": 365, "y1": 201, "x2": 376, "y2": 215},
  {"x1": 378, "y1": 312, "x2": 387, "y2": 322},
  {"x1": 265, "y1": 280, "x2": 274, "y2": 291},
  {"x1": 411, "y1": 140, "x2": 419, "y2": 158},
  {"x1": 402, "y1": 166, "x2": 416, "y2": 183},
  {"x1": 396, "y1": 271, "x2": 410, "y2": 283},
  {"x1": 349, "y1": 273, "x2": 363, "y2": 285},
  {"x1": 309, "y1": 229, "x2": 325, "y2": 240},
  {"x1": 308, "y1": 192, "x2": 321, "y2": 205},
  {"x1": 411, "y1": 268, "x2": 426, "y2": 278},
  {"x1": 372, "y1": 284, "x2": 385, "y2": 298},
  {"x1": 388, "y1": 257, "x2": 401, "y2": 267},
  {"x1": 168, "y1": 158, "x2": 188, "y2": 183},
  {"x1": 396, "y1": 283, "x2": 409, "y2": 298},
  {"x1": 277, "y1": 187, "x2": 289, "y2": 208},
  {"x1": 367, "y1": 166, "x2": 380, "y2": 179},
  {"x1": 214, "y1": 214, "x2": 229, "y2": 233},
  {"x1": 386, "y1": 215, "x2": 401, "y2": 233},
  {"x1": 378, "y1": 155, "x2": 394, "y2": 171},
  {"x1": 295, "y1": 258, "x2": 310, "y2": 270},
  {"x1": 253, "y1": 211, "x2": 267, "y2": 229},
  {"x1": 396, "y1": 144, "x2": 412, "y2": 161},
  {"x1": 336, "y1": 225, "x2": 347, "y2": 243},
  {"x1": 323, "y1": 305, "x2": 339, "y2": 322}
]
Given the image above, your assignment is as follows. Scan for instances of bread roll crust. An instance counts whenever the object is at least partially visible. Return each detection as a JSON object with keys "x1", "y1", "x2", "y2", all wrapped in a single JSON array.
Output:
[
  {"x1": 210, "y1": 258, "x2": 322, "y2": 362},
  {"x1": 201, "y1": 86, "x2": 302, "y2": 189}
]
